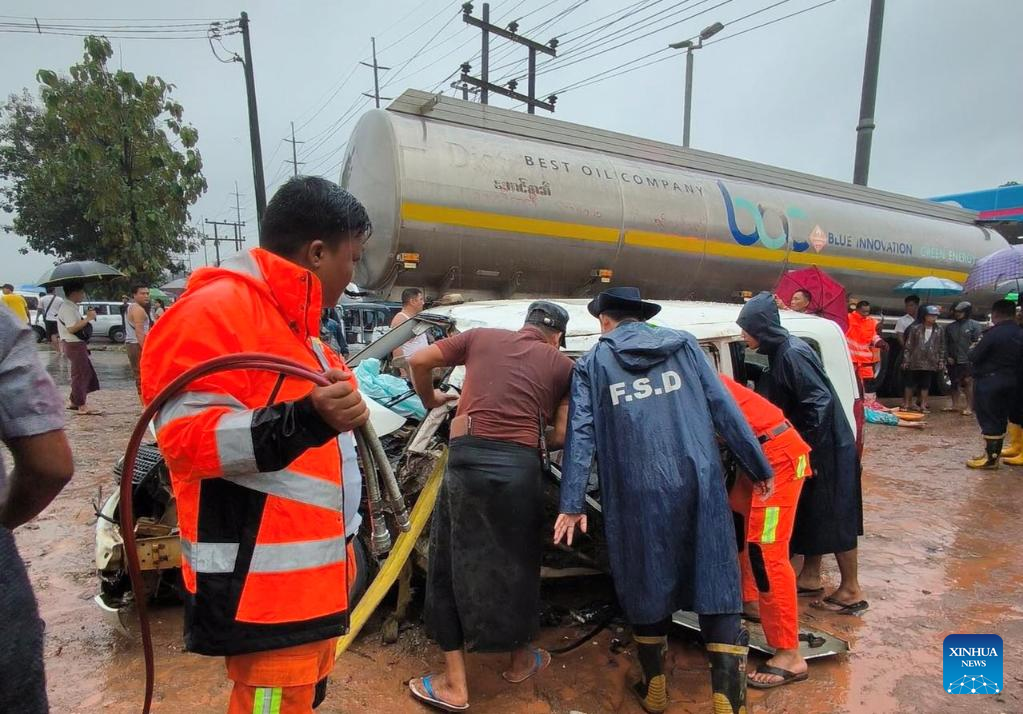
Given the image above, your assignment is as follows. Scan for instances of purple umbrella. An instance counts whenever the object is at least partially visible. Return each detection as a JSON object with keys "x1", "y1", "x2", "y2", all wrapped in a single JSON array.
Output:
[{"x1": 965, "y1": 245, "x2": 1023, "y2": 293}]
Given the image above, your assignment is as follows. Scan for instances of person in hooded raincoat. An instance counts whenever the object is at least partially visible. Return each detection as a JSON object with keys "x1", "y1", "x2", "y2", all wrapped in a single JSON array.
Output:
[
  {"x1": 555, "y1": 288, "x2": 773, "y2": 714},
  {"x1": 736, "y1": 292, "x2": 867, "y2": 616}
]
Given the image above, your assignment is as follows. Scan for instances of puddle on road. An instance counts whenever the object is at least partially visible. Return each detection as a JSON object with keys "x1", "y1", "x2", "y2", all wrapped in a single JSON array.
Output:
[{"x1": 39, "y1": 345, "x2": 136, "y2": 392}]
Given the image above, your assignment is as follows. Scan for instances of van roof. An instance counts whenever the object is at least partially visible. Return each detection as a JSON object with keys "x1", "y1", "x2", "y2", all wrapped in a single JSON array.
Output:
[{"x1": 428, "y1": 298, "x2": 842, "y2": 347}]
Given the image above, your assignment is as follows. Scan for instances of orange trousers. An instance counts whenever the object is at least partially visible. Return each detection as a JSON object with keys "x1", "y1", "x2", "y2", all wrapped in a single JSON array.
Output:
[
  {"x1": 730, "y1": 430, "x2": 809, "y2": 651},
  {"x1": 225, "y1": 542, "x2": 356, "y2": 713},
  {"x1": 226, "y1": 638, "x2": 337, "y2": 713}
]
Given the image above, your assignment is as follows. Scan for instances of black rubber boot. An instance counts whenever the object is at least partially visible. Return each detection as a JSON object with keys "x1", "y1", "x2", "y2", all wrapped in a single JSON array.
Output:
[
  {"x1": 633, "y1": 635, "x2": 668, "y2": 713},
  {"x1": 967, "y1": 437, "x2": 1003, "y2": 470},
  {"x1": 706, "y1": 629, "x2": 749, "y2": 714}
]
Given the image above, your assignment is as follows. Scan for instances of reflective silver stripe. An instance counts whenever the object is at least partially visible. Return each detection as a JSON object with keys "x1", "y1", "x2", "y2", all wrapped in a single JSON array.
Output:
[
  {"x1": 249, "y1": 535, "x2": 346, "y2": 573},
  {"x1": 219, "y1": 250, "x2": 263, "y2": 280},
  {"x1": 309, "y1": 337, "x2": 330, "y2": 370},
  {"x1": 180, "y1": 539, "x2": 239, "y2": 574},
  {"x1": 215, "y1": 410, "x2": 257, "y2": 476},
  {"x1": 154, "y1": 390, "x2": 246, "y2": 431},
  {"x1": 222, "y1": 470, "x2": 343, "y2": 511},
  {"x1": 338, "y1": 432, "x2": 362, "y2": 537}
]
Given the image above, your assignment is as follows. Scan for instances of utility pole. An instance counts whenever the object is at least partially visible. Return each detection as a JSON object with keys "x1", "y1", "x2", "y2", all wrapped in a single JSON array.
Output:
[
  {"x1": 230, "y1": 182, "x2": 246, "y2": 250},
  {"x1": 284, "y1": 122, "x2": 304, "y2": 176},
  {"x1": 205, "y1": 218, "x2": 246, "y2": 264},
  {"x1": 201, "y1": 217, "x2": 209, "y2": 266},
  {"x1": 238, "y1": 12, "x2": 267, "y2": 234},
  {"x1": 450, "y1": 80, "x2": 474, "y2": 100},
  {"x1": 360, "y1": 37, "x2": 392, "y2": 107},
  {"x1": 853, "y1": 0, "x2": 885, "y2": 186},
  {"x1": 459, "y1": 2, "x2": 558, "y2": 113},
  {"x1": 231, "y1": 181, "x2": 243, "y2": 225},
  {"x1": 669, "y1": 22, "x2": 724, "y2": 148}
]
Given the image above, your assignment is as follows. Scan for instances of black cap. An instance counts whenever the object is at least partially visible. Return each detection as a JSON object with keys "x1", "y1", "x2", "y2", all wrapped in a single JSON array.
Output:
[{"x1": 525, "y1": 300, "x2": 570, "y2": 347}]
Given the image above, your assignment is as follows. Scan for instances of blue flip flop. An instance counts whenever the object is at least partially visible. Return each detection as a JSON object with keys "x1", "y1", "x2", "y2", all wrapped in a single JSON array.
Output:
[
  {"x1": 409, "y1": 675, "x2": 469, "y2": 712},
  {"x1": 502, "y1": 648, "x2": 551, "y2": 684}
]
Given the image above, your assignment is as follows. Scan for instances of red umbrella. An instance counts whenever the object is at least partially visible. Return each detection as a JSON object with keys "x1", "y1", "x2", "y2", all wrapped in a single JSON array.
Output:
[{"x1": 775, "y1": 266, "x2": 849, "y2": 331}]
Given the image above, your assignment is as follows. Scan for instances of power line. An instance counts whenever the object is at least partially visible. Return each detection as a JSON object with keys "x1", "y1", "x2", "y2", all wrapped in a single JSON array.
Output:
[
  {"x1": 520, "y1": 0, "x2": 732, "y2": 84},
  {"x1": 555, "y1": 0, "x2": 660, "y2": 39},
  {"x1": 293, "y1": 61, "x2": 364, "y2": 132},
  {"x1": 553, "y1": 0, "x2": 844, "y2": 96},
  {"x1": 374, "y1": 1, "x2": 454, "y2": 56},
  {"x1": 487, "y1": 0, "x2": 590, "y2": 76},
  {"x1": 392, "y1": 0, "x2": 564, "y2": 93},
  {"x1": 707, "y1": 0, "x2": 840, "y2": 45},
  {"x1": 0, "y1": 17, "x2": 238, "y2": 40},
  {"x1": 552, "y1": 49, "x2": 673, "y2": 94},
  {"x1": 301, "y1": 95, "x2": 371, "y2": 158},
  {"x1": 0, "y1": 27, "x2": 234, "y2": 39},
  {"x1": 526, "y1": 0, "x2": 709, "y2": 77},
  {"x1": 486, "y1": 0, "x2": 678, "y2": 78},
  {"x1": 380, "y1": 9, "x2": 463, "y2": 90},
  {"x1": 0, "y1": 20, "x2": 237, "y2": 31},
  {"x1": 0, "y1": 15, "x2": 232, "y2": 22}
]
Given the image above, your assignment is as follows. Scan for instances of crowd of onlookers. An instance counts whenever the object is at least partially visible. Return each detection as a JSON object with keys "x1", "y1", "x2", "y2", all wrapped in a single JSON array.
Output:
[{"x1": 1, "y1": 281, "x2": 169, "y2": 415}]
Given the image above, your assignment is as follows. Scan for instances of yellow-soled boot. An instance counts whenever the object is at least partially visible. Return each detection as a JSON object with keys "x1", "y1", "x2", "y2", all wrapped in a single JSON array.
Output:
[
  {"x1": 1002, "y1": 424, "x2": 1023, "y2": 464},
  {"x1": 632, "y1": 674, "x2": 668, "y2": 713},
  {"x1": 707, "y1": 635, "x2": 749, "y2": 714},
  {"x1": 632, "y1": 633, "x2": 669, "y2": 713},
  {"x1": 967, "y1": 437, "x2": 1003, "y2": 469}
]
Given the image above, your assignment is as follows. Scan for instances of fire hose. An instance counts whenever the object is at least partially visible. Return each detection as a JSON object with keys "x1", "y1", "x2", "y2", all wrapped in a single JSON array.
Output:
[{"x1": 118, "y1": 352, "x2": 409, "y2": 714}]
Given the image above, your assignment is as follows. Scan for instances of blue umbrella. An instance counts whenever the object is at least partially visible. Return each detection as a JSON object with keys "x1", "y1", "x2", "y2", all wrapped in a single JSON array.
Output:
[
  {"x1": 964, "y1": 245, "x2": 1023, "y2": 294},
  {"x1": 893, "y1": 276, "x2": 964, "y2": 297}
]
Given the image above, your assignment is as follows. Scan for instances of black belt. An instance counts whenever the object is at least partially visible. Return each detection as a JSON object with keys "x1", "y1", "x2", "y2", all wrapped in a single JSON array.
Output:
[{"x1": 757, "y1": 421, "x2": 791, "y2": 444}]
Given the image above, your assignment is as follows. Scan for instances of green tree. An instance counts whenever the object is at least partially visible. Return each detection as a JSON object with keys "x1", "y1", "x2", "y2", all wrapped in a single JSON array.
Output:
[{"x1": 0, "y1": 36, "x2": 206, "y2": 286}]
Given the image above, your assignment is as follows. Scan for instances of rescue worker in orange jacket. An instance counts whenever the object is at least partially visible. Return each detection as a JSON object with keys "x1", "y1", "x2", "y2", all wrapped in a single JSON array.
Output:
[
  {"x1": 720, "y1": 374, "x2": 812, "y2": 690},
  {"x1": 846, "y1": 300, "x2": 886, "y2": 396},
  {"x1": 141, "y1": 177, "x2": 372, "y2": 713}
]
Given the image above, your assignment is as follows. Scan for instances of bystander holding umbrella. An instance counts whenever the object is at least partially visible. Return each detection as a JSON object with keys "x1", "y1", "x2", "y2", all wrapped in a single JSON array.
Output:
[
  {"x1": 893, "y1": 276, "x2": 963, "y2": 305},
  {"x1": 775, "y1": 266, "x2": 849, "y2": 330},
  {"x1": 37, "y1": 260, "x2": 124, "y2": 288}
]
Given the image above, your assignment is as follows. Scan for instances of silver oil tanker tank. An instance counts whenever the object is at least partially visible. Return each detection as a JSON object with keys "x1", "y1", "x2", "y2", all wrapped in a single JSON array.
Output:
[{"x1": 341, "y1": 92, "x2": 1008, "y2": 311}]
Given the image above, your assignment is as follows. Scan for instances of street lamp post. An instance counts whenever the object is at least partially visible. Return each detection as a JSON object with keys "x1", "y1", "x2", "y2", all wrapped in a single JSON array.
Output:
[{"x1": 669, "y1": 21, "x2": 724, "y2": 148}]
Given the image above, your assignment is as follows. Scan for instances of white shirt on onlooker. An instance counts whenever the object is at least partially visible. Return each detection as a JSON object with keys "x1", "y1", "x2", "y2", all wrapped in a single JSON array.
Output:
[
  {"x1": 395, "y1": 311, "x2": 430, "y2": 358},
  {"x1": 57, "y1": 300, "x2": 83, "y2": 342},
  {"x1": 40, "y1": 293, "x2": 63, "y2": 323},
  {"x1": 894, "y1": 314, "x2": 915, "y2": 335}
]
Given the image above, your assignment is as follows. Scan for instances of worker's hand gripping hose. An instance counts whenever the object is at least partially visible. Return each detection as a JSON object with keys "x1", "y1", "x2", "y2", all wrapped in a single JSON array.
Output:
[{"x1": 119, "y1": 353, "x2": 336, "y2": 714}]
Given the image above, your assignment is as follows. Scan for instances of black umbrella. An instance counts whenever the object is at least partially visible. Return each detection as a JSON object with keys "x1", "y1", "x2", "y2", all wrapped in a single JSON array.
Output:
[{"x1": 37, "y1": 260, "x2": 125, "y2": 288}]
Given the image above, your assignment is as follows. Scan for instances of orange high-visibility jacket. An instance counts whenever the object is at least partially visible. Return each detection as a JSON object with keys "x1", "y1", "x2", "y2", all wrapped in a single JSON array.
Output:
[
  {"x1": 720, "y1": 374, "x2": 812, "y2": 483},
  {"x1": 846, "y1": 311, "x2": 881, "y2": 381},
  {"x1": 140, "y1": 248, "x2": 361, "y2": 657}
]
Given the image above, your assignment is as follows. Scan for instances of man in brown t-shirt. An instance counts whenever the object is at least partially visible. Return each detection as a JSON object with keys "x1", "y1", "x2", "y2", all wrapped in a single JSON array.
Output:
[{"x1": 407, "y1": 302, "x2": 572, "y2": 712}]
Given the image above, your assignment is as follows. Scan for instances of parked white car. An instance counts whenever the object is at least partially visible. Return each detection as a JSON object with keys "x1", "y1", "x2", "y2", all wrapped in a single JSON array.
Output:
[
  {"x1": 426, "y1": 299, "x2": 863, "y2": 448},
  {"x1": 81, "y1": 301, "x2": 128, "y2": 343}
]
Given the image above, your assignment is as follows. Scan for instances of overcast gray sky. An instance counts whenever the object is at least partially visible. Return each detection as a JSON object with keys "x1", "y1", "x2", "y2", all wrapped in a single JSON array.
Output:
[{"x1": 1, "y1": 0, "x2": 1019, "y2": 285}]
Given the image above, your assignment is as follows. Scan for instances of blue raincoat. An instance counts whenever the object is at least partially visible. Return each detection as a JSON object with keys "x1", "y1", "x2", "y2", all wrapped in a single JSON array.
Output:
[{"x1": 560, "y1": 322, "x2": 773, "y2": 624}]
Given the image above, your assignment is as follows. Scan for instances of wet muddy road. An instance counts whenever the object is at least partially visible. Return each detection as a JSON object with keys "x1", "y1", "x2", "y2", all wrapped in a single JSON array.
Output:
[{"x1": 11, "y1": 357, "x2": 1023, "y2": 713}]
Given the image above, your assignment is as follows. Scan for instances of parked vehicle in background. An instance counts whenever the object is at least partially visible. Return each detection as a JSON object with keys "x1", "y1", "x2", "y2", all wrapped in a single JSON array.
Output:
[
  {"x1": 80, "y1": 301, "x2": 127, "y2": 342},
  {"x1": 342, "y1": 301, "x2": 401, "y2": 353}
]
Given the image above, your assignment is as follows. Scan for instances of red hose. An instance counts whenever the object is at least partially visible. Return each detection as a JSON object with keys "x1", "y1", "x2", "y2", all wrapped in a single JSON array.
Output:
[{"x1": 119, "y1": 353, "x2": 332, "y2": 714}]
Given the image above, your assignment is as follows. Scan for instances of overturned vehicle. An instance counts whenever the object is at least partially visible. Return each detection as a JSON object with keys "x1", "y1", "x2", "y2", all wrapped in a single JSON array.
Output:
[{"x1": 95, "y1": 299, "x2": 860, "y2": 657}]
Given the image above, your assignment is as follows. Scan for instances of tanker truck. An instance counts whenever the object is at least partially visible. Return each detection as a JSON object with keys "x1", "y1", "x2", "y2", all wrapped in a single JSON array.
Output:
[{"x1": 341, "y1": 90, "x2": 1009, "y2": 312}]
